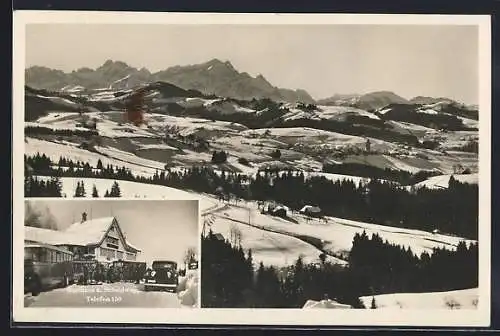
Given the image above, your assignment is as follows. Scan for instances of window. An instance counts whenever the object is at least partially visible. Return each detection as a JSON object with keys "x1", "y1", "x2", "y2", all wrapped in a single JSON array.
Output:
[
  {"x1": 105, "y1": 236, "x2": 119, "y2": 249},
  {"x1": 100, "y1": 248, "x2": 115, "y2": 260},
  {"x1": 38, "y1": 249, "x2": 48, "y2": 262},
  {"x1": 106, "y1": 237, "x2": 119, "y2": 245},
  {"x1": 25, "y1": 247, "x2": 39, "y2": 261}
]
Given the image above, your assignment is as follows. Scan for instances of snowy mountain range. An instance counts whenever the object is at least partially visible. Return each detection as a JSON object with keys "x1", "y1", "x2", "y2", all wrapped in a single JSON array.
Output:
[{"x1": 25, "y1": 59, "x2": 315, "y2": 104}]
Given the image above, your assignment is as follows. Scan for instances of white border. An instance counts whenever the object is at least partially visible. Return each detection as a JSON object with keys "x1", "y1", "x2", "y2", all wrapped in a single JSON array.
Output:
[{"x1": 12, "y1": 11, "x2": 492, "y2": 326}]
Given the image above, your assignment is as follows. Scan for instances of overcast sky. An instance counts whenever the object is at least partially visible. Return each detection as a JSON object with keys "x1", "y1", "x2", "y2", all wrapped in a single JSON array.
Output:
[
  {"x1": 26, "y1": 24, "x2": 479, "y2": 104},
  {"x1": 25, "y1": 199, "x2": 199, "y2": 266}
]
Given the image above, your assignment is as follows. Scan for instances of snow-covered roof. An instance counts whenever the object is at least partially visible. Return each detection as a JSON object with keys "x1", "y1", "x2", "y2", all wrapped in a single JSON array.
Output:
[
  {"x1": 25, "y1": 226, "x2": 73, "y2": 246},
  {"x1": 64, "y1": 217, "x2": 115, "y2": 246},
  {"x1": 300, "y1": 205, "x2": 321, "y2": 213},
  {"x1": 25, "y1": 242, "x2": 74, "y2": 255},
  {"x1": 272, "y1": 205, "x2": 289, "y2": 212},
  {"x1": 124, "y1": 240, "x2": 140, "y2": 252},
  {"x1": 303, "y1": 299, "x2": 352, "y2": 309}
]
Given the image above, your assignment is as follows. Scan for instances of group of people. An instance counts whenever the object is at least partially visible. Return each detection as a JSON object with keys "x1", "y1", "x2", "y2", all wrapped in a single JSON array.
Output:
[{"x1": 76, "y1": 261, "x2": 146, "y2": 285}]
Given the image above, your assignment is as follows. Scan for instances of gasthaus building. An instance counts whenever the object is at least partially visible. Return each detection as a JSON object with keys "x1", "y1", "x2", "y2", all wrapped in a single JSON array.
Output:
[{"x1": 24, "y1": 212, "x2": 141, "y2": 262}]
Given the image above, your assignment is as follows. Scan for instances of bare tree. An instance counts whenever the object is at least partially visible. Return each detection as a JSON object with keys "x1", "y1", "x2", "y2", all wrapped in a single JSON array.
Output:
[
  {"x1": 25, "y1": 201, "x2": 42, "y2": 228},
  {"x1": 42, "y1": 206, "x2": 58, "y2": 230},
  {"x1": 202, "y1": 214, "x2": 215, "y2": 237},
  {"x1": 25, "y1": 202, "x2": 58, "y2": 230},
  {"x1": 183, "y1": 247, "x2": 197, "y2": 266},
  {"x1": 236, "y1": 227, "x2": 243, "y2": 247},
  {"x1": 229, "y1": 224, "x2": 243, "y2": 247}
]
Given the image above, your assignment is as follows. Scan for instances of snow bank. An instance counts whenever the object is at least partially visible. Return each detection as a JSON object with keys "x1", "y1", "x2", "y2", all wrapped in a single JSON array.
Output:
[
  {"x1": 303, "y1": 299, "x2": 352, "y2": 309},
  {"x1": 177, "y1": 270, "x2": 199, "y2": 308}
]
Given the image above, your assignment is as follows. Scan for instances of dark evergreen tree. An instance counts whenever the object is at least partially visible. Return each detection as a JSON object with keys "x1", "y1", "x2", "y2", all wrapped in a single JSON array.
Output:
[
  {"x1": 109, "y1": 181, "x2": 122, "y2": 197},
  {"x1": 92, "y1": 184, "x2": 99, "y2": 197},
  {"x1": 74, "y1": 181, "x2": 82, "y2": 197}
]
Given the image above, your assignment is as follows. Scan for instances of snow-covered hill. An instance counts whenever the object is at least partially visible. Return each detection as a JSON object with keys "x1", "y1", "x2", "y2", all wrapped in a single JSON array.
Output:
[
  {"x1": 37, "y1": 176, "x2": 217, "y2": 210},
  {"x1": 413, "y1": 173, "x2": 478, "y2": 190},
  {"x1": 208, "y1": 202, "x2": 475, "y2": 261},
  {"x1": 360, "y1": 288, "x2": 478, "y2": 309}
]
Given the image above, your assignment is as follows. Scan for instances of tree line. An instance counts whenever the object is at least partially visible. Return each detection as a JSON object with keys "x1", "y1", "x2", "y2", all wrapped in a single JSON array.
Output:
[
  {"x1": 322, "y1": 162, "x2": 442, "y2": 185},
  {"x1": 201, "y1": 228, "x2": 478, "y2": 308},
  {"x1": 25, "y1": 125, "x2": 98, "y2": 137},
  {"x1": 73, "y1": 180, "x2": 122, "y2": 198},
  {"x1": 24, "y1": 174, "x2": 123, "y2": 198},
  {"x1": 25, "y1": 154, "x2": 135, "y2": 181},
  {"x1": 24, "y1": 175, "x2": 63, "y2": 197}
]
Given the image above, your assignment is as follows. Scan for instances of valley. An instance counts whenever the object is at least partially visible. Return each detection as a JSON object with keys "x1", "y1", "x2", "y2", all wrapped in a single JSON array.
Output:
[{"x1": 24, "y1": 59, "x2": 480, "y2": 309}]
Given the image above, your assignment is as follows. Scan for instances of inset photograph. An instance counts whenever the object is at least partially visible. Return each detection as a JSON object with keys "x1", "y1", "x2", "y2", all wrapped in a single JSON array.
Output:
[{"x1": 23, "y1": 199, "x2": 199, "y2": 308}]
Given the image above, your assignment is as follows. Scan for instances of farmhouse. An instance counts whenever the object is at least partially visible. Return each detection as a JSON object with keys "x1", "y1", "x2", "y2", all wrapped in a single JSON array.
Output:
[
  {"x1": 264, "y1": 203, "x2": 289, "y2": 218},
  {"x1": 24, "y1": 212, "x2": 141, "y2": 263},
  {"x1": 299, "y1": 205, "x2": 322, "y2": 217}
]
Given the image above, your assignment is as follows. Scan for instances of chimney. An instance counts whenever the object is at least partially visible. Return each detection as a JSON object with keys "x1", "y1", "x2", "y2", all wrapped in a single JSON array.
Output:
[{"x1": 81, "y1": 212, "x2": 88, "y2": 223}]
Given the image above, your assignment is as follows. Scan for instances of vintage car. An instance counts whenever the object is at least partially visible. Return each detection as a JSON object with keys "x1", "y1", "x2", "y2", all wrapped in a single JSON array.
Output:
[{"x1": 143, "y1": 260, "x2": 179, "y2": 292}]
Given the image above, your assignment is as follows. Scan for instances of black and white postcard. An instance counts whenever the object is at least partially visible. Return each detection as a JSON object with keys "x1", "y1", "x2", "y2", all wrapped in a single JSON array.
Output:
[
  {"x1": 12, "y1": 11, "x2": 491, "y2": 326},
  {"x1": 22, "y1": 199, "x2": 199, "y2": 309}
]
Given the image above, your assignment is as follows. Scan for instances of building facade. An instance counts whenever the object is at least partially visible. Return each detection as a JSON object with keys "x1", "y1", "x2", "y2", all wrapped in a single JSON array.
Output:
[{"x1": 25, "y1": 213, "x2": 141, "y2": 263}]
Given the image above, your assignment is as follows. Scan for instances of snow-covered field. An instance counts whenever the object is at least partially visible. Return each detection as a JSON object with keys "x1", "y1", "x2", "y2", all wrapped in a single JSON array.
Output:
[
  {"x1": 282, "y1": 104, "x2": 380, "y2": 122},
  {"x1": 28, "y1": 108, "x2": 478, "y2": 177},
  {"x1": 243, "y1": 127, "x2": 371, "y2": 145},
  {"x1": 413, "y1": 173, "x2": 478, "y2": 190},
  {"x1": 25, "y1": 138, "x2": 159, "y2": 176},
  {"x1": 94, "y1": 146, "x2": 167, "y2": 170},
  {"x1": 35, "y1": 95, "x2": 80, "y2": 108},
  {"x1": 35, "y1": 176, "x2": 218, "y2": 213},
  {"x1": 209, "y1": 210, "x2": 347, "y2": 268},
  {"x1": 147, "y1": 113, "x2": 248, "y2": 136},
  {"x1": 29, "y1": 111, "x2": 161, "y2": 138},
  {"x1": 210, "y1": 203, "x2": 475, "y2": 258},
  {"x1": 360, "y1": 288, "x2": 478, "y2": 310}
]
